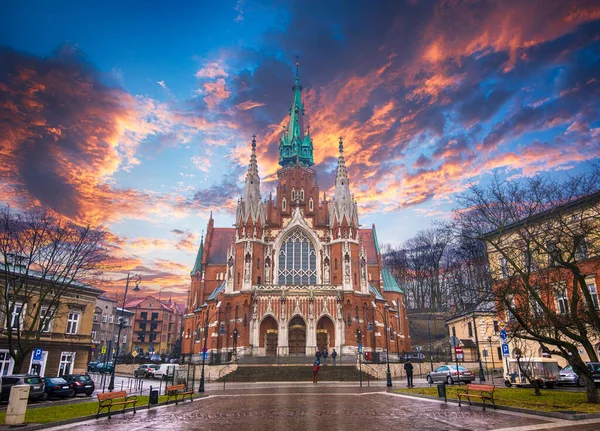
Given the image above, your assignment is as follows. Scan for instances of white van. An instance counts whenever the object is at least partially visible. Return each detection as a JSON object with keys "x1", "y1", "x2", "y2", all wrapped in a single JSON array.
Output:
[{"x1": 153, "y1": 363, "x2": 185, "y2": 380}]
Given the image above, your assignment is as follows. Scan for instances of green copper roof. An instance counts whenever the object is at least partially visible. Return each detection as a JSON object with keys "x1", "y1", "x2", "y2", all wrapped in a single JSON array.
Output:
[
  {"x1": 190, "y1": 235, "x2": 204, "y2": 275},
  {"x1": 372, "y1": 225, "x2": 381, "y2": 255},
  {"x1": 368, "y1": 283, "x2": 385, "y2": 301},
  {"x1": 279, "y1": 62, "x2": 314, "y2": 168},
  {"x1": 382, "y1": 267, "x2": 403, "y2": 293}
]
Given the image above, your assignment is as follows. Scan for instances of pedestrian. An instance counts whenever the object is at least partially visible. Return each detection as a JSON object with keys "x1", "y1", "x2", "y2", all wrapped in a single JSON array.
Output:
[
  {"x1": 331, "y1": 349, "x2": 337, "y2": 366},
  {"x1": 404, "y1": 360, "x2": 414, "y2": 388},
  {"x1": 322, "y1": 348, "x2": 328, "y2": 365},
  {"x1": 313, "y1": 362, "x2": 320, "y2": 384},
  {"x1": 315, "y1": 349, "x2": 321, "y2": 365}
]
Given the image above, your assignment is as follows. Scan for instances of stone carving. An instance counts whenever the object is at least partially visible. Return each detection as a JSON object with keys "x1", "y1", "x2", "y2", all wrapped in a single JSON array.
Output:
[
  {"x1": 309, "y1": 300, "x2": 314, "y2": 318},
  {"x1": 252, "y1": 302, "x2": 257, "y2": 320},
  {"x1": 244, "y1": 258, "x2": 251, "y2": 281},
  {"x1": 337, "y1": 301, "x2": 343, "y2": 319},
  {"x1": 323, "y1": 260, "x2": 330, "y2": 283},
  {"x1": 265, "y1": 259, "x2": 271, "y2": 283}
]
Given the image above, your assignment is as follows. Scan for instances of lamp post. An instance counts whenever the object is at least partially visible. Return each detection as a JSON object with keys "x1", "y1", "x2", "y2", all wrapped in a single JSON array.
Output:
[
  {"x1": 356, "y1": 328, "x2": 363, "y2": 387},
  {"x1": 365, "y1": 304, "x2": 393, "y2": 388},
  {"x1": 199, "y1": 306, "x2": 228, "y2": 393},
  {"x1": 233, "y1": 328, "x2": 238, "y2": 362},
  {"x1": 428, "y1": 317, "x2": 434, "y2": 371},
  {"x1": 108, "y1": 273, "x2": 141, "y2": 392}
]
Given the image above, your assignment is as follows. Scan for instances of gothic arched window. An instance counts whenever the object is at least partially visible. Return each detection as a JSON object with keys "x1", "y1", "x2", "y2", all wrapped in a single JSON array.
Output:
[
  {"x1": 278, "y1": 229, "x2": 317, "y2": 285},
  {"x1": 282, "y1": 198, "x2": 287, "y2": 211}
]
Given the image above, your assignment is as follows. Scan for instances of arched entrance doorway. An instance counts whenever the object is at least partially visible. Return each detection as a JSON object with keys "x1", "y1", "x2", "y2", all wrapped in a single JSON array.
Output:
[
  {"x1": 316, "y1": 316, "x2": 335, "y2": 353},
  {"x1": 288, "y1": 316, "x2": 306, "y2": 356},
  {"x1": 260, "y1": 316, "x2": 278, "y2": 356}
]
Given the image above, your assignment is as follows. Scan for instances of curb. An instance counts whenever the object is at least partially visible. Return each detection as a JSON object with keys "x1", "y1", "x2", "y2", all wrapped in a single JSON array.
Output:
[
  {"x1": 1, "y1": 395, "x2": 207, "y2": 430},
  {"x1": 393, "y1": 391, "x2": 600, "y2": 421}
]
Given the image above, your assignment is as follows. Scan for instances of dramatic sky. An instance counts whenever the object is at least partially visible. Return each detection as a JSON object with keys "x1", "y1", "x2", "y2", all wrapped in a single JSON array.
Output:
[{"x1": 1, "y1": 0, "x2": 599, "y2": 300}]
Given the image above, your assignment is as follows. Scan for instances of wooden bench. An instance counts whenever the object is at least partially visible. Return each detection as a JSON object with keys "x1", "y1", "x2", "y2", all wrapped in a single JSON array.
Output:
[
  {"x1": 97, "y1": 391, "x2": 138, "y2": 418},
  {"x1": 166, "y1": 384, "x2": 193, "y2": 405},
  {"x1": 457, "y1": 384, "x2": 496, "y2": 411}
]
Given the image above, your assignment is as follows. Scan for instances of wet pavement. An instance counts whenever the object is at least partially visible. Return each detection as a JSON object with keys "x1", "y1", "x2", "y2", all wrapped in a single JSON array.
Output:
[{"x1": 42, "y1": 383, "x2": 600, "y2": 431}]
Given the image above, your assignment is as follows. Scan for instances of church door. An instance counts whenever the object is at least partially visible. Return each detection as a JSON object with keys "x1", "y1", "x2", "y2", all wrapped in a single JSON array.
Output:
[
  {"x1": 265, "y1": 331, "x2": 278, "y2": 356},
  {"x1": 288, "y1": 316, "x2": 306, "y2": 356},
  {"x1": 316, "y1": 330, "x2": 329, "y2": 353}
]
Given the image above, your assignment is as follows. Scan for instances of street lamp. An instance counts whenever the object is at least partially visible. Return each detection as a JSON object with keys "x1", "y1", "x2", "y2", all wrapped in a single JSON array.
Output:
[
  {"x1": 199, "y1": 306, "x2": 229, "y2": 393},
  {"x1": 108, "y1": 273, "x2": 141, "y2": 392},
  {"x1": 365, "y1": 304, "x2": 393, "y2": 388},
  {"x1": 356, "y1": 328, "x2": 363, "y2": 387}
]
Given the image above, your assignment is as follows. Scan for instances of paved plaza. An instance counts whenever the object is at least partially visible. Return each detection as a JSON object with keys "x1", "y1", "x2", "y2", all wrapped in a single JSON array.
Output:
[{"x1": 44, "y1": 384, "x2": 600, "y2": 431}]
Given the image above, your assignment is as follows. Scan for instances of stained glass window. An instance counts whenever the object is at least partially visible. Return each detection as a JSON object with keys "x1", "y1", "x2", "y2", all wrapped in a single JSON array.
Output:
[{"x1": 278, "y1": 229, "x2": 317, "y2": 285}]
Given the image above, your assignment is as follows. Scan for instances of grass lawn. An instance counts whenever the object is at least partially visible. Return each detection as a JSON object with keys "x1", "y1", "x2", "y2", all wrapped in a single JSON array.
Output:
[
  {"x1": 396, "y1": 386, "x2": 600, "y2": 414},
  {"x1": 0, "y1": 394, "x2": 178, "y2": 425}
]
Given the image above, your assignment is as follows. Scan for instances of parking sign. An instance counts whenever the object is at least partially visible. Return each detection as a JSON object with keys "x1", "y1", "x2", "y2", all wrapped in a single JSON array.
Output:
[
  {"x1": 33, "y1": 348, "x2": 43, "y2": 361},
  {"x1": 502, "y1": 343, "x2": 510, "y2": 357}
]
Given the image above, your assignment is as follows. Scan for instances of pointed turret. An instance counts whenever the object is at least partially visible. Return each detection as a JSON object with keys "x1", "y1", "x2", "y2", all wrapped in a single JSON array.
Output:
[
  {"x1": 191, "y1": 233, "x2": 204, "y2": 275},
  {"x1": 279, "y1": 59, "x2": 314, "y2": 168},
  {"x1": 330, "y1": 137, "x2": 358, "y2": 227},
  {"x1": 236, "y1": 135, "x2": 266, "y2": 227}
]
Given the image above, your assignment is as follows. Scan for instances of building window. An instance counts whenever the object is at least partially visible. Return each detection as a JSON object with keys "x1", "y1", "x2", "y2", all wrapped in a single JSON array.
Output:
[
  {"x1": 309, "y1": 197, "x2": 314, "y2": 212},
  {"x1": 257, "y1": 258, "x2": 260, "y2": 269},
  {"x1": 9, "y1": 302, "x2": 25, "y2": 329},
  {"x1": 0, "y1": 350, "x2": 14, "y2": 376},
  {"x1": 277, "y1": 229, "x2": 317, "y2": 285},
  {"x1": 499, "y1": 257, "x2": 509, "y2": 278},
  {"x1": 109, "y1": 315, "x2": 114, "y2": 324},
  {"x1": 291, "y1": 188, "x2": 296, "y2": 200},
  {"x1": 452, "y1": 327, "x2": 456, "y2": 337},
  {"x1": 93, "y1": 313, "x2": 98, "y2": 322},
  {"x1": 91, "y1": 330, "x2": 97, "y2": 341},
  {"x1": 141, "y1": 312, "x2": 147, "y2": 320},
  {"x1": 102, "y1": 314, "x2": 107, "y2": 323},
  {"x1": 151, "y1": 312, "x2": 159, "y2": 320},
  {"x1": 587, "y1": 281, "x2": 599, "y2": 310},
  {"x1": 66, "y1": 312, "x2": 80, "y2": 334},
  {"x1": 122, "y1": 335, "x2": 127, "y2": 344},
  {"x1": 467, "y1": 322, "x2": 473, "y2": 338},
  {"x1": 58, "y1": 352, "x2": 75, "y2": 377},
  {"x1": 576, "y1": 236, "x2": 589, "y2": 261},
  {"x1": 506, "y1": 297, "x2": 517, "y2": 322},
  {"x1": 282, "y1": 198, "x2": 287, "y2": 211},
  {"x1": 114, "y1": 334, "x2": 119, "y2": 343},
  {"x1": 557, "y1": 289, "x2": 569, "y2": 314},
  {"x1": 40, "y1": 307, "x2": 53, "y2": 332},
  {"x1": 547, "y1": 242, "x2": 558, "y2": 266},
  {"x1": 299, "y1": 188, "x2": 304, "y2": 201},
  {"x1": 493, "y1": 321, "x2": 499, "y2": 334},
  {"x1": 497, "y1": 347, "x2": 502, "y2": 361}
]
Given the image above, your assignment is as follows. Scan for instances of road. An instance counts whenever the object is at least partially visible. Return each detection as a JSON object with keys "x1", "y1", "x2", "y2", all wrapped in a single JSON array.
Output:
[{"x1": 41, "y1": 383, "x2": 600, "y2": 431}]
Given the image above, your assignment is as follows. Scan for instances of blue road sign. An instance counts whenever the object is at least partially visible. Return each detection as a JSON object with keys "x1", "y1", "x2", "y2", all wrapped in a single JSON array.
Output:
[
  {"x1": 499, "y1": 329, "x2": 507, "y2": 340},
  {"x1": 135, "y1": 345, "x2": 139, "y2": 351},
  {"x1": 201, "y1": 352, "x2": 209, "y2": 360},
  {"x1": 33, "y1": 348, "x2": 43, "y2": 361},
  {"x1": 502, "y1": 343, "x2": 510, "y2": 357},
  {"x1": 358, "y1": 343, "x2": 363, "y2": 354}
]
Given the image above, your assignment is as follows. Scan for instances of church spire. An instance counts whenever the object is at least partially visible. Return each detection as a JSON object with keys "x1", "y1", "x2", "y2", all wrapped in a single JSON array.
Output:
[
  {"x1": 330, "y1": 136, "x2": 358, "y2": 226},
  {"x1": 237, "y1": 135, "x2": 266, "y2": 226},
  {"x1": 279, "y1": 58, "x2": 314, "y2": 168},
  {"x1": 190, "y1": 232, "x2": 204, "y2": 275}
]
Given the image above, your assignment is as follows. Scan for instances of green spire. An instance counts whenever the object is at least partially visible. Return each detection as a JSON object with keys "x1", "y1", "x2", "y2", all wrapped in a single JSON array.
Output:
[
  {"x1": 279, "y1": 58, "x2": 314, "y2": 168},
  {"x1": 190, "y1": 233, "x2": 204, "y2": 275}
]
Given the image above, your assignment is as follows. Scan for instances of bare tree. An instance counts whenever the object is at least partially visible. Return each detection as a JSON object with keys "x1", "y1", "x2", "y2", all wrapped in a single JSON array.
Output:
[
  {"x1": 0, "y1": 207, "x2": 109, "y2": 372},
  {"x1": 455, "y1": 169, "x2": 600, "y2": 402}
]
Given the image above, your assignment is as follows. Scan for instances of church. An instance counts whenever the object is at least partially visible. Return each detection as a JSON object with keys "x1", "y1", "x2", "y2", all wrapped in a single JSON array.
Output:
[{"x1": 182, "y1": 66, "x2": 410, "y2": 362}]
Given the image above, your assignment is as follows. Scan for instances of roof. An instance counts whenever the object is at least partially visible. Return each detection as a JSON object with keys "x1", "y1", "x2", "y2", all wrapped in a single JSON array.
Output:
[
  {"x1": 2, "y1": 264, "x2": 104, "y2": 295},
  {"x1": 381, "y1": 267, "x2": 403, "y2": 293},
  {"x1": 207, "y1": 281, "x2": 226, "y2": 301},
  {"x1": 483, "y1": 190, "x2": 600, "y2": 239},
  {"x1": 206, "y1": 228, "x2": 236, "y2": 264},
  {"x1": 123, "y1": 298, "x2": 145, "y2": 308},
  {"x1": 461, "y1": 339, "x2": 477, "y2": 349},
  {"x1": 368, "y1": 283, "x2": 385, "y2": 301},
  {"x1": 359, "y1": 228, "x2": 379, "y2": 265},
  {"x1": 445, "y1": 301, "x2": 497, "y2": 322},
  {"x1": 190, "y1": 236, "x2": 204, "y2": 275}
]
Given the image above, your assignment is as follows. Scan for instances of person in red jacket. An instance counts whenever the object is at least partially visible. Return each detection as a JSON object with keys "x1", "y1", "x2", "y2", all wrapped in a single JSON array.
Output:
[{"x1": 313, "y1": 362, "x2": 320, "y2": 384}]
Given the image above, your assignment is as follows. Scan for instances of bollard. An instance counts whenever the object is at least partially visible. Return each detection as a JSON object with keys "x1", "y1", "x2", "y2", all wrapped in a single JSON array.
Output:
[
  {"x1": 223, "y1": 377, "x2": 226, "y2": 391},
  {"x1": 121, "y1": 381, "x2": 124, "y2": 391},
  {"x1": 367, "y1": 373, "x2": 370, "y2": 387},
  {"x1": 191, "y1": 365, "x2": 196, "y2": 392}
]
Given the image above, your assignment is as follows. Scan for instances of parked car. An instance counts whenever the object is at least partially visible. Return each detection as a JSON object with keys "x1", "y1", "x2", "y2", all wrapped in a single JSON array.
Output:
[
  {"x1": 426, "y1": 365, "x2": 474, "y2": 385},
  {"x1": 504, "y1": 357, "x2": 560, "y2": 389},
  {"x1": 62, "y1": 374, "x2": 95, "y2": 396},
  {"x1": 558, "y1": 365, "x2": 583, "y2": 386},
  {"x1": 134, "y1": 364, "x2": 159, "y2": 378},
  {"x1": 44, "y1": 377, "x2": 75, "y2": 398},
  {"x1": 87, "y1": 361, "x2": 100, "y2": 372},
  {"x1": 1, "y1": 375, "x2": 47, "y2": 402}
]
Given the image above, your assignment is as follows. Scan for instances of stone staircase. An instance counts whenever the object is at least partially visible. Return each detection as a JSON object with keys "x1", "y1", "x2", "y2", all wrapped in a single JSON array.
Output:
[{"x1": 217, "y1": 364, "x2": 362, "y2": 382}]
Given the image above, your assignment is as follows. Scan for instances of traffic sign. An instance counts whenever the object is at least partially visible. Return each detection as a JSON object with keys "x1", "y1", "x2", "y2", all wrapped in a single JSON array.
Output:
[
  {"x1": 201, "y1": 352, "x2": 209, "y2": 360},
  {"x1": 101, "y1": 345, "x2": 107, "y2": 354},
  {"x1": 502, "y1": 343, "x2": 510, "y2": 357},
  {"x1": 498, "y1": 321, "x2": 506, "y2": 330},
  {"x1": 358, "y1": 343, "x2": 363, "y2": 354},
  {"x1": 135, "y1": 345, "x2": 139, "y2": 351},
  {"x1": 499, "y1": 329, "x2": 507, "y2": 340},
  {"x1": 455, "y1": 346, "x2": 463, "y2": 355},
  {"x1": 449, "y1": 336, "x2": 460, "y2": 347},
  {"x1": 132, "y1": 351, "x2": 138, "y2": 357},
  {"x1": 33, "y1": 348, "x2": 43, "y2": 361}
]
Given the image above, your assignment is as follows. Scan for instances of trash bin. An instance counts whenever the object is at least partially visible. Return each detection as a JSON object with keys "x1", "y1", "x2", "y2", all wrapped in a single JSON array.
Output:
[
  {"x1": 437, "y1": 383, "x2": 447, "y2": 401},
  {"x1": 149, "y1": 388, "x2": 159, "y2": 405}
]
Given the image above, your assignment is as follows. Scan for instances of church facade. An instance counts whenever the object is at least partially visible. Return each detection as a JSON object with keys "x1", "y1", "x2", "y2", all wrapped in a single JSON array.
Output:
[{"x1": 182, "y1": 68, "x2": 410, "y2": 361}]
